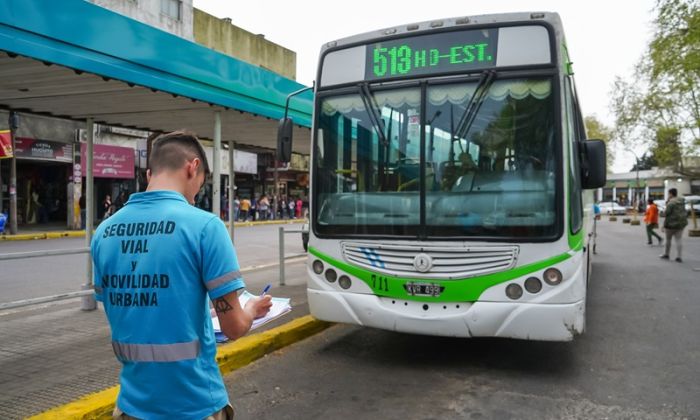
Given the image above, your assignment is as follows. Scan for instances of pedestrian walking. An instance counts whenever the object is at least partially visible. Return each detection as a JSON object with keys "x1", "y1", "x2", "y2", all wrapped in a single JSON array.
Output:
[
  {"x1": 644, "y1": 198, "x2": 662, "y2": 245},
  {"x1": 288, "y1": 198, "x2": 296, "y2": 219},
  {"x1": 258, "y1": 195, "x2": 270, "y2": 221},
  {"x1": 240, "y1": 197, "x2": 250, "y2": 221},
  {"x1": 79, "y1": 193, "x2": 86, "y2": 230},
  {"x1": 296, "y1": 197, "x2": 303, "y2": 219},
  {"x1": 91, "y1": 131, "x2": 271, "y2": 419},
  {"x1": 660, "y1": 188, "x2": 688, "y2": 262},
  {"x1": 102, "y1": 194, "x2": 112, "y2": 220},
  {"x1": 233, "y1": 196, "x2": 240, "y2": 222}
]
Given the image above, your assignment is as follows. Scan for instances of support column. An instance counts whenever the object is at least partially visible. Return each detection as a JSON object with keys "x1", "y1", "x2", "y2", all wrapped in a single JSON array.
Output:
[
  {"x1": 613, "y1": 187, "x2": 617, "y2": 202},
  {"x1": 274, "y1": 160, "x2": 279, "y2": 221},
  {"x1": 645, "y1": 185, "x2": 649, "y2": 202},
  {"x1": 628, "y1": 186, "x2": 632, "y2": 206},
  {"x1": 213, "y1": 111, "x2": 221, "y2": 218},
  {"x1": 82, "y1": 118, "x2": 96, "y2": 311},
  {"x1": 228, "y1": 140, "x2": 235, "y2": 243},
  {"x1": 9, "y1": 112, "x2": 18, "y2": 234}
]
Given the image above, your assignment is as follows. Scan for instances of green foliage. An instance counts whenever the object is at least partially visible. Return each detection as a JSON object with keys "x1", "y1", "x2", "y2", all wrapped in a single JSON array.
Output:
[
  {"x1": 652, "y1": 126, "x2": 683, "y2": 167},
  {"x1": 610, "y1": 0, "x2": 699, "y2": 173},
  {"x1": 631, "y1": 152, "x2": 658, "y2": 171},
  {"x1": 584, "y1": 115, "x2": 615, "y2": 170}
]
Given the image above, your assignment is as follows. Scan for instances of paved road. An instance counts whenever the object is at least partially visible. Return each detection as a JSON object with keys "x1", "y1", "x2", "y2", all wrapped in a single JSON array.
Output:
[
  {"x1": 223, "y1": 220, "x2": 700, "y2": 420},
  {"x1": 0, "y1": 223, "x2": 306, "y2": 304}
]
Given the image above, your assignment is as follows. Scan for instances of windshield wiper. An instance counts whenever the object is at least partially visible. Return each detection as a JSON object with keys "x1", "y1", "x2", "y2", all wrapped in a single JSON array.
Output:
[
  {"x1": 452, "y1": 70, "x2": 497, "y2": 152},
  {"x1": 359, "y1": 83, "x2": 388, "y2": 147},
  {"x1": 359, "y1": 83, "x2": 391, "y2": 190}
]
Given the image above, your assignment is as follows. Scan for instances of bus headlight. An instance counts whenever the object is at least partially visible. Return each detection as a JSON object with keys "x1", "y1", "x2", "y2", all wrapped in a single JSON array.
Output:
[
  {"x1": 524, "y1": 277, "x2": 542, "y2": 293},
  {"x1": 312, "y1": 260, "x2": 324, "y2": 274},
  {"x1": 505, "y1": 283, "x2": 523, "y2": 300},
  {"x1": 338, "y1": 275, "x2": 352, "y2": 289},
  {"x1": 543, "y1": 268, "x2": 563, "y2": 286},
  {"x1": 325, "y1": 269, "x2": 337, "y2": 283}
]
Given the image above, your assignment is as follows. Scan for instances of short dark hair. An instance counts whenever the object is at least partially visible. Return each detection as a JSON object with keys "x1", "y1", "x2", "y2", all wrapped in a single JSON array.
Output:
[
  {"x1": 149, "y1": 130, "x2": 210, "y2": 176},
  {"x1": 648, "y1": 198, "x2": 654, "y2": 204},
  {"x1": 669, "y1": 188, "x2": 678, "y2": 197}
]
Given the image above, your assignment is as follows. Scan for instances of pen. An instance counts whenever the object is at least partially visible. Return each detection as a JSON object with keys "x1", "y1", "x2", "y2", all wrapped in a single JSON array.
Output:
[{"x1": 261, "y1": 284, "x2": 271, "y2": 295}]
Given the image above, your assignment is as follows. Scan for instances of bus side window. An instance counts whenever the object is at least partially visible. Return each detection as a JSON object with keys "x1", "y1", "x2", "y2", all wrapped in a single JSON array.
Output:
[{"x1": 565, "y1": 77, "x2": 583, "y2": 234}]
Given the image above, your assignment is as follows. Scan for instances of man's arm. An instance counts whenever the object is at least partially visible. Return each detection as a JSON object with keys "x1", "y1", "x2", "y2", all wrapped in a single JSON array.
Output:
[{"x1": 213, "y1": 291, "x2": 272, "y2": 340}]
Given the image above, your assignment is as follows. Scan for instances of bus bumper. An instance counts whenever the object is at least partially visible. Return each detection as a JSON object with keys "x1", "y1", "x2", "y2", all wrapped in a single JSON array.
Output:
[{"x1": 308, "y1": 289, "x2": 585, "y2": 341}]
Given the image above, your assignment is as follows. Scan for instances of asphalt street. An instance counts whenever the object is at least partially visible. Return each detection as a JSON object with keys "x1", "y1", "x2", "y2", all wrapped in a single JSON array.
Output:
[
  {"x1": 224, "y1": 220, "x2": 700, "y2": 420},
  {"x1": 0, "y1": 223, "x2": 306, "y2": 304}
]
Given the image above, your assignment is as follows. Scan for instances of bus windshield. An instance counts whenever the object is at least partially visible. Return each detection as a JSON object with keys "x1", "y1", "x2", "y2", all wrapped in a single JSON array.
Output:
[{"x1": 314, "y1": 77, "x2": 558, "y2": 239}]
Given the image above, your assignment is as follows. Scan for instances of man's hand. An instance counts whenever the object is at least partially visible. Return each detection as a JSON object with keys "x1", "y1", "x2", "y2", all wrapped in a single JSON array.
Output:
[
  {"x1": 245, "y1": 295, "x2": 272, "y2": 319},
  {"x1": 213, "y1": 292, "x2": 272, "y2": 340}
]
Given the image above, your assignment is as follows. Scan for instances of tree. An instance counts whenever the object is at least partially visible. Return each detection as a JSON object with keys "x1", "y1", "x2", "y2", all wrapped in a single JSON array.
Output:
[
  {"x1": 630, "y1": 152, "x2": 658, "y2": 171},
  {"x1": 584, "y1": 115, "x2": 615, "y2": 170},
  {"x1": 610, "y1": 0, "x2": 699, "y2": 176}
]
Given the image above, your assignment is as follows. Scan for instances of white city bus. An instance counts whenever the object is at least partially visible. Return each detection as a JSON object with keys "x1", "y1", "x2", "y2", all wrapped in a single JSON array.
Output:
[{"x1": 280, "y1": 12, "x2": 606, "y2": 341}]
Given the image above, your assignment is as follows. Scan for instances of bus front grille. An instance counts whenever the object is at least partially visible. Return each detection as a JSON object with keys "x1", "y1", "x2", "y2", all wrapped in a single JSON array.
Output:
[{"x1": 341, "y1": 242, "x2": 519, "y2": 279}]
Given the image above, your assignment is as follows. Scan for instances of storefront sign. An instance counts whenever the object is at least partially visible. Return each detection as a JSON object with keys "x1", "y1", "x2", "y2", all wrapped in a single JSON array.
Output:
[
  {"x1": 204, "y1": 147, "x2": 258, "y2": 174},
  {"x1": 80, "y1": 143, "x2": 134, "y2": 179},
  {"x1": 290, "y1": 154, "x2": 310, "y2": 171},
  {"x1": 14, "y1": 137, "x2": 72, "y2": 162},
  {"x1": 0, "y1": 130, "x2": 12, "y2": 158}
]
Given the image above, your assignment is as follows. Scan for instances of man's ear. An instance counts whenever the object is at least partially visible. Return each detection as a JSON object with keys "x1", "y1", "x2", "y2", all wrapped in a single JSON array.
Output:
[
  {"x1": 146, "y1": 169, "x2": 152, "y2": 183},
  {"x1": 187, "y1": 158, "x2": 200, "y2": 179}
]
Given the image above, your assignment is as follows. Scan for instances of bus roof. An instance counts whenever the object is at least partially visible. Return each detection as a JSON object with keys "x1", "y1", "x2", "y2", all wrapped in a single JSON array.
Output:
[{"x1": 320, "y1": 12, "x2": 564, "y2": 53}]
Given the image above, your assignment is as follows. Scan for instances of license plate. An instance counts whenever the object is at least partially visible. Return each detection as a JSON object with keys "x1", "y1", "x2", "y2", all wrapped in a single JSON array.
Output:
[{"x1": 404, "y1": 282, "x2": 444, "y2": 297}]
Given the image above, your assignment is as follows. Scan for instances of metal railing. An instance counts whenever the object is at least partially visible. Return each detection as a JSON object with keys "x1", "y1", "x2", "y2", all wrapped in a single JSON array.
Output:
[{"x1": 278, "y1": 226, "x2": 306, "y2": 286}]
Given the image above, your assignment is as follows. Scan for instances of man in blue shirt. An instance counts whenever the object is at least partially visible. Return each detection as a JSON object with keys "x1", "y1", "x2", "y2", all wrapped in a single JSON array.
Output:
[{"x1": 92, "y1": 131, "x2": 271, "y2": 419}]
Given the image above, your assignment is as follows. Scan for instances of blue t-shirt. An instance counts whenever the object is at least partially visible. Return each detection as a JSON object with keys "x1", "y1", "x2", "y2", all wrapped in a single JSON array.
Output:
[{"x1": 91, "y1": 190, "x2": 244, "y2": 419}]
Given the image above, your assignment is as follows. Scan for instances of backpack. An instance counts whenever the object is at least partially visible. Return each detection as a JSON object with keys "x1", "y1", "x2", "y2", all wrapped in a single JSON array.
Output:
[{"x1": 664, "y1": 198, "x2": 688, "y2": 229}]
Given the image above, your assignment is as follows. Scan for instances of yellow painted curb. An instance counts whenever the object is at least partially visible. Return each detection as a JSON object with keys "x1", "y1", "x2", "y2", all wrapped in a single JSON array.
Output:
[
  {"x1": 26, "y1": 315, "x2": 331, "y2": 420},
  {"x1": 26, "y1": 386, "x2": 119, "y2": 420},
  {"x1": 1, "y1": 231, "x2": 85, "y2": 241},
  {"x1": 216, "y1": 315, "x2": 331, "y2": 376}
]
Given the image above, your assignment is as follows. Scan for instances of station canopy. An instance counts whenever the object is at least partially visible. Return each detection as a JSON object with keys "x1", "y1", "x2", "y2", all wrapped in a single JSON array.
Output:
[{"x1": 0, "y1": 0, "x2": 313, "y2": 154}]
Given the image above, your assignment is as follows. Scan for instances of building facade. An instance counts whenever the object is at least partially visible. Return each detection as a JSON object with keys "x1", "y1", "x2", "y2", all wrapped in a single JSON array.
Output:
[
  {"x1": 88, "y1": 0, "x2": 194, "y2": 40},
  {"x1": 598, "y1": 166, "x2": 700, "y2": 206},
  {"x1": 0, "y1": 0, "x2": 307, "y2": 229}
]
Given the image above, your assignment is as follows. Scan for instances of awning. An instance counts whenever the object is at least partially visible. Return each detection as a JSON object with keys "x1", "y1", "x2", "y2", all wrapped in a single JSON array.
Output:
[{"x1": 0, "y1": 0, "x2": 313, "y2": 154}]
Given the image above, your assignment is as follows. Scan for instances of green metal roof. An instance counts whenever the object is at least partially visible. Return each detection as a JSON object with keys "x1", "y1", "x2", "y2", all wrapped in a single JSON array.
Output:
[{"x1": 0, "y1": 0, "x2": 312, "y2": 147}]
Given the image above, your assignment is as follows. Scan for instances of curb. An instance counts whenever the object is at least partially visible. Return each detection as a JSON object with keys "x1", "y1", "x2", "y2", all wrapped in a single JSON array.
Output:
[
  {"x1": 26, "y1": 315, "x2": 332, "y2": 420},
  {"x1": 0, "y1": 220, "x2": 304, "y2": 242},
  {"x1": 0, "y1": 231, "x2": 85, "y2": 241}
]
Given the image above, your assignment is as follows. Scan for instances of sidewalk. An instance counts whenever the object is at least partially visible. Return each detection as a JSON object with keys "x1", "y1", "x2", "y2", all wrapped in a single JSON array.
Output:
[
  {"x1": 0, "y1": 218, "x2": 305, "y2": 241},
  {"x1": 0, "y1": 258, "x2": 319, "y2": 419}
]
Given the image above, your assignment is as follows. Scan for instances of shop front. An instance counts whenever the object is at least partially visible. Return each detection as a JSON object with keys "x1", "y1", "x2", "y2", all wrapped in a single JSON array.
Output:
[
  {"x1": 79, "y1": 143, "x2": 135, "y2": 224},
  {"x1": 1, "y1": 137, "x2": 73, "y2": 227}
]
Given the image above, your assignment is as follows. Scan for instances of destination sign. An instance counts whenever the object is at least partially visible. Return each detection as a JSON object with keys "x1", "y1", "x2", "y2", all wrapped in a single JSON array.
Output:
[{"x1": 365, "y1": 28, "x2": 498, "y2": 80}]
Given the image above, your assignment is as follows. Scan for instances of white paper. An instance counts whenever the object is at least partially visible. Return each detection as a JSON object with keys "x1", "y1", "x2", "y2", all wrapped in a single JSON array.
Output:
[{"x1": 212, "y1": 290, "x2": 291, "y2": 332}]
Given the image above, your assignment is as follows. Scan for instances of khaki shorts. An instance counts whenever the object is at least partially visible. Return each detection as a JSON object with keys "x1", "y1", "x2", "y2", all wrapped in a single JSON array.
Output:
[{"x1": 113, "y1": 403, "x2": 234, "y2": 420}]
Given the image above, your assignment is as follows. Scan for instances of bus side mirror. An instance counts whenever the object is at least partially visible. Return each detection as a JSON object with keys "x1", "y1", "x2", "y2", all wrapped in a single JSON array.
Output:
[
  {"x1": 581, "y1": 139, "x2": 606, "y2": 189},
  {"x1": 277, "y1": 117, "x2": 293, "y2": 163}
]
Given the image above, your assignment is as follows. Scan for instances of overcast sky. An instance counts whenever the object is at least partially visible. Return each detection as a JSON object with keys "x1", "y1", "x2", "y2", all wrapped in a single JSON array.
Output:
[{"x1": 193, "y1": 0, "x2": 657, "y2": 172}]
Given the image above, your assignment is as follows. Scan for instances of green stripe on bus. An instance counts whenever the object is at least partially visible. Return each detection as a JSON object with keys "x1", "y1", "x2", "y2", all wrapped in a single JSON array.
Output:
[
  {"x1": 568, "y1": 229, "x2": 584, "y2": 251},
  {"x1": 308, "y1": 247, "x2": 572, "y2": 302}
]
